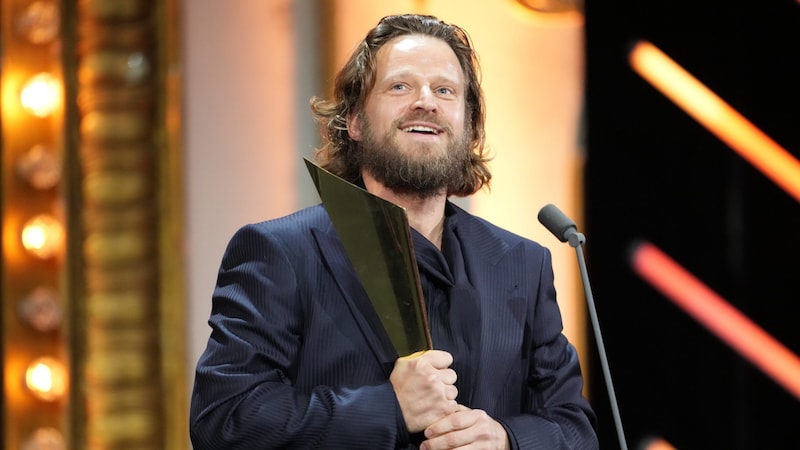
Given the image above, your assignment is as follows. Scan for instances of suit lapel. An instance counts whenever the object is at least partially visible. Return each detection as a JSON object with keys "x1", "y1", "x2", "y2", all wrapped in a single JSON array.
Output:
[
  {"x1": 311, "y1": 224, "x2": 399, "y2": 375},
  {"x1": 455, "y1": 208, "x2": 526, "y2": 409}
]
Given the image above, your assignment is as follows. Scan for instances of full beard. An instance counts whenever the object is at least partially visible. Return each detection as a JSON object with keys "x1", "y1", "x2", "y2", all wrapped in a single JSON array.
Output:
[{"x1": 357, "y1": 113, "x2": 472, "y2": 199}]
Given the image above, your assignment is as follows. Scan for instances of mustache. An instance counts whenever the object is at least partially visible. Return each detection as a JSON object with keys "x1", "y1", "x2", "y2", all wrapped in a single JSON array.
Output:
[{"x1": 393, "y1": 112, "x2": 452, "y2": 135}]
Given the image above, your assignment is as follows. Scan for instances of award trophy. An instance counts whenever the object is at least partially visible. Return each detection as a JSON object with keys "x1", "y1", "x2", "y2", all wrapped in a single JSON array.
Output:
[{"x1": 305, "y1": 158, "x2": 432, "y2": 356}]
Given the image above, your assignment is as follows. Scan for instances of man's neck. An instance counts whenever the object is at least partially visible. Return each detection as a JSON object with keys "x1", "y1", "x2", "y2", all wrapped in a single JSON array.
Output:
[{"x1": 362, "y1": 171, "x2": 446, "y2": 248}]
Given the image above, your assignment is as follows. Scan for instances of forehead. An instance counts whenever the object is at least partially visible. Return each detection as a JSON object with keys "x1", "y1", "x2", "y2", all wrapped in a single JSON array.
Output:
[{"x1": 374, "y1": 34, "x2": 464, "y2": 81}]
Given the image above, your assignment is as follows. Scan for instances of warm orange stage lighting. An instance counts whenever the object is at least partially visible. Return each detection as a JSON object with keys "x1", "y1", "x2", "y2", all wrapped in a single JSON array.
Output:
[
  {"x1": 629, "y1": 41, "x2": 800, "y2": 203},
  {"x1": 630, "y1": 241, "x2": 800, "y2": 401},
  {"x1": 25, "y1": 356, "x2": 67, "y2": 402},
  {"x1": 641, "y1": 436, "x2": 677, "y2": 450}
]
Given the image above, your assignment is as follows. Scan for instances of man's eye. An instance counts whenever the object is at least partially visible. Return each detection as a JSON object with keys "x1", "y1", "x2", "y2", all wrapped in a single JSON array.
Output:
[{"x1": 437, "y1": 87, "x2": 454, "y2": 95}]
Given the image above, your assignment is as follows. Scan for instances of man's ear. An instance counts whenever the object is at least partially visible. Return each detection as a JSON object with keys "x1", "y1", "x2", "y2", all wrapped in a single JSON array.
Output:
[{"x1": 347, "y1": 113, "x2": 362, "y2": 141}]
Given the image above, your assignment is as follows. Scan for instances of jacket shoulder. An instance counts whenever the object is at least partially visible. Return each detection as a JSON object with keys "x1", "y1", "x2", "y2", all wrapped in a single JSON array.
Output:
[
  {"x1": 222, "y1": 204, "x2": 330, "y2": 255},
  {"x1": 251, "y1": 204, "x2": 328, "y2": 231},
  {"x1": 451, "y1": 203, "x2": 547, "y2": 255}
]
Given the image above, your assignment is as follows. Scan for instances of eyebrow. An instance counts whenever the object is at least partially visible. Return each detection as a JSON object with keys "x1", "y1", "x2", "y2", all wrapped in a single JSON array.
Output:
[{"x1": 381, "y1": 69, "x2": 463, "y2": 86}]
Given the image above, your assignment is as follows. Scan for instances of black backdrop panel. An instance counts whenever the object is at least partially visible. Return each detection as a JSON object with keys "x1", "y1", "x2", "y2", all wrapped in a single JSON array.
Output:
[{"x1": 584, "y1": 1, "x2": 800, "y2": 449}]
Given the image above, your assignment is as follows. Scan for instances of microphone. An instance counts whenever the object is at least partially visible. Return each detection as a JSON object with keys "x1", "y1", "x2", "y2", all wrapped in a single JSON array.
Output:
[
  {"x1": 537, "y1": 204, "x2": 628, "y2": 450},
  {"x1": 537, "y1": 203, "x2": 585, "y2": 247}
]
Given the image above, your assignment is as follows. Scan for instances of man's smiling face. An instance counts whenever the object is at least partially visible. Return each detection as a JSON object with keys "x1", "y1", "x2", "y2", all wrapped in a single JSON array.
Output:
[{"x1": 347, "y1": 34, "x2": 471, "y2": 197}]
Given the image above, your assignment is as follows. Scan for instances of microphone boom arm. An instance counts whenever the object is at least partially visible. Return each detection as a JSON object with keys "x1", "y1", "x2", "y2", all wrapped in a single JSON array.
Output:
[
  {"x1": 539, "y1": 204, "x2": 628, "y2": 450},
  {"x1": 574, "y1": 234, "x2": 627, "y2": 450}
]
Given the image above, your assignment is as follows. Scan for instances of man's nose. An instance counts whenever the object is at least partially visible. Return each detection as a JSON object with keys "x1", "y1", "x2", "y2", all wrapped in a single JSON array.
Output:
[{"x1": 412, "y1": 86, "x2": 437, "y2": 111}]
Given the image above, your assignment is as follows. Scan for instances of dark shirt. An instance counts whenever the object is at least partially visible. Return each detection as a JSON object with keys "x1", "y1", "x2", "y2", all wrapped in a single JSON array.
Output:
[{"x1": 411, "y1": 204, "x2": 481, "y2": 406}]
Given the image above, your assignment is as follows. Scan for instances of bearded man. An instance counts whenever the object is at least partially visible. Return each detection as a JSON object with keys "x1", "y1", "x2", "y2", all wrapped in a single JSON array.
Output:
[{"x1": 190, "y1": 13, "x2": 598, "y2": 450}]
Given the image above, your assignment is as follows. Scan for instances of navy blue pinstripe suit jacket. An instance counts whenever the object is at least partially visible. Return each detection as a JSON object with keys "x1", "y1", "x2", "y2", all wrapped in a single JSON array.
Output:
[{"x1": 190, "y1": 202, "x2": 598, "y2": 449}]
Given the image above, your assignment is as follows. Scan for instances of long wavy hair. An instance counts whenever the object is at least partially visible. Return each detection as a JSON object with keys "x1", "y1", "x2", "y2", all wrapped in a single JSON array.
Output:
[{"x1": 310, "y1": 14, "x2": 492, "y2": 196}]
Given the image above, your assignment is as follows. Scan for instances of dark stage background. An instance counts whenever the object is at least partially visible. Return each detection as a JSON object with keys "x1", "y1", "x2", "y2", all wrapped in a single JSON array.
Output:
[{"x1": 583, "y1": 1, "x2": 800, "y2": 449}]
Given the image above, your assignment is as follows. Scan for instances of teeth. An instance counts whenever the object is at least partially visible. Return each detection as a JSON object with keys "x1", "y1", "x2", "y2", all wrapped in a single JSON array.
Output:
[{"x1": 402, "y1": 126, "x2": 438, "y2": 134}]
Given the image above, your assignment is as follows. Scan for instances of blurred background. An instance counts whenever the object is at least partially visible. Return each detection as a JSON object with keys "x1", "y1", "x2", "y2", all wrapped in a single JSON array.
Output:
[
  {"x1": 585, "y1": 1, "x2": 800, "y2": 449},
  {"x1": 1, "y1": 0, "x2": 798, "y2": 449}
]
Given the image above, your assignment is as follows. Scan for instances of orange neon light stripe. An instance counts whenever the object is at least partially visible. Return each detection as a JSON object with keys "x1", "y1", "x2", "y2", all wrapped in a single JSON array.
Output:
[
  {"x1": 629, "y1": 41, "x2": 800, "y2": 203},
  {"x1": 630, "y1": 241, "x2": 800, "y2": 400},
  {"x1": 641, "y1": 437, "x2": 677, "y2": 450}
]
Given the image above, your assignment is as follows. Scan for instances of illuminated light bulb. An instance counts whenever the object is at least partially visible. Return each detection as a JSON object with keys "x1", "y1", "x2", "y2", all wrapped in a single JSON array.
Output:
[
  {"x1": 15, "y1": 1, "x2": 60, "y2": 44},
  {"x1": 20, "y1": 73, "x2": 61, "y2": 118},
  {"x1": 25, "y1": 357, "x2": 67, "y2": 401},
  {"x1": 18, "y1": 286, "x2": 62, "y2": 332},
  {"x1": 16, "y1": 144, "x2": 62, "y2": 190},
  {"x1": 20, "y1": 427, "x2": 66, "y2": 450},
  {"x1": 21, "y1": 214, "x2": 65, "y2": 259}
]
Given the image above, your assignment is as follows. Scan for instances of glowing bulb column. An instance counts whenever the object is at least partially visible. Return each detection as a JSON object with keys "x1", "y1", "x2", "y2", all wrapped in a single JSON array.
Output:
[{"x1": 1, "y1": 0, "x2": 68, "y2": 448}]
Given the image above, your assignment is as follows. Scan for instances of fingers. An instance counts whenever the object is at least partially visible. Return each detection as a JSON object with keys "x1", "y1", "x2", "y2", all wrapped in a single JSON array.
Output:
[
  {"x1": 444, "y1": 383, "x2": 458, "y2": 401},
  {"x1": 425, "y1": 407, "x2": 474, "y2": 438},
  {"x1": 411, "y1": 349, "x2": 454, "y2": 369},
  {"x1": 390, "y1": 350, "x2": 458, "y2": 433},
  {"x1": 422, "y1": 408, "x2": 510, "y2": 450},
  {"x1": 440, "y1": 367, "x2": 457, "y2": 385},
  {"x1": 396, "y1": 350, "x2": 457, "y2": 387}
]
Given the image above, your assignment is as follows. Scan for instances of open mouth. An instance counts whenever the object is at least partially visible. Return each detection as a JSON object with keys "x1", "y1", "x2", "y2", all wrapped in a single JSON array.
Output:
[{"x1": 401, "y1": 125, "x2": 440, "y2": 135}]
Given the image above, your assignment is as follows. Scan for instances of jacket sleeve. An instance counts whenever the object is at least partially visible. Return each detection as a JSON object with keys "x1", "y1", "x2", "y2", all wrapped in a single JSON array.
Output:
[
  {"x1": 499, "y1": 245, "x2": 599, "y2": 450},
  {"x1": 189, "y1": 224, "x2": 411, "y2": 449}
]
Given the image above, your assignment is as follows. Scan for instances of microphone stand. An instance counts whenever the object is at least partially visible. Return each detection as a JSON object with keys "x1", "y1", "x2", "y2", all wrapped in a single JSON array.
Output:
[{"x1": 567, "y1": 231, "x2": 628, "y2": 450}]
